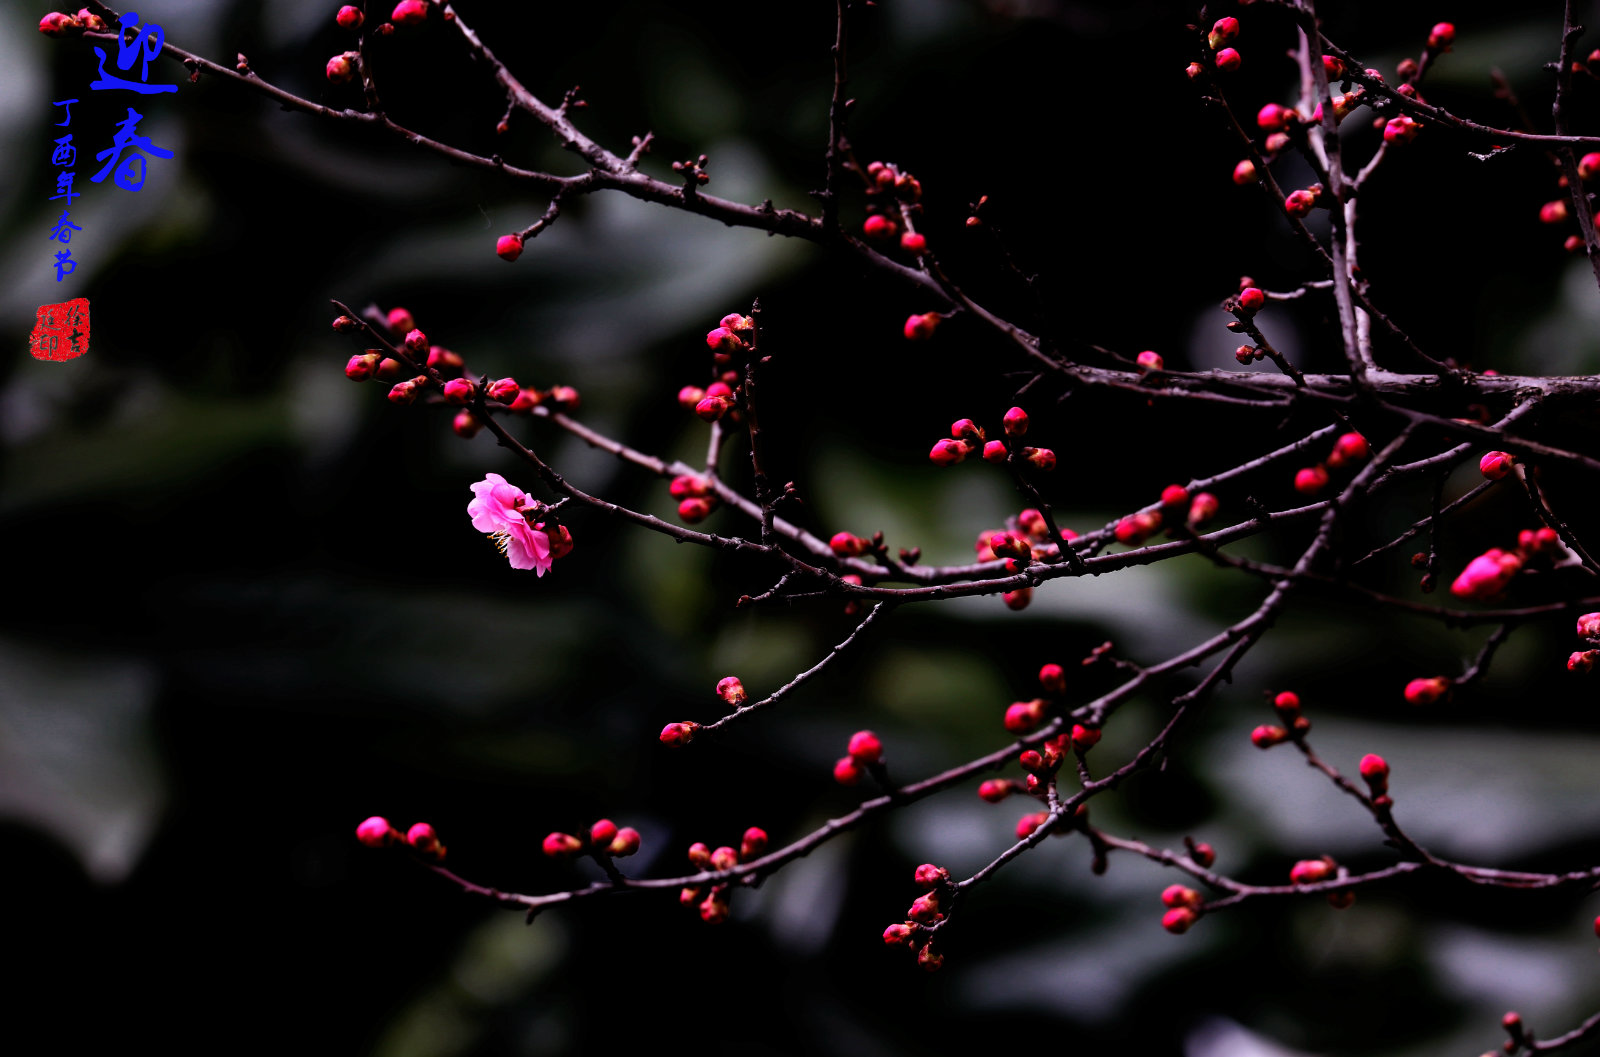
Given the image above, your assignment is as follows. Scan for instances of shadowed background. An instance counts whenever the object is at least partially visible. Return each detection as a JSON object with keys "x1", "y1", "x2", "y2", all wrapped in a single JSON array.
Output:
[{"x1": 4, "y1": 1, "x2": 1600, "y2": 1054}]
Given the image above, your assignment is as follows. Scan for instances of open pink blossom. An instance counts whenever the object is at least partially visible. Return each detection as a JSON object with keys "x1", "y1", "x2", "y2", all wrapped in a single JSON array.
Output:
[{"x1": 467, "y1": 473, "x2": 552, "y2": 574}]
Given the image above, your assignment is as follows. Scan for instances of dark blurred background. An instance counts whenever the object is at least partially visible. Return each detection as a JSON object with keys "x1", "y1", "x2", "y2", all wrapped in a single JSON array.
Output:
[{"x1": 6, "y1": 1, "x2": 1600, "y2": 1054}]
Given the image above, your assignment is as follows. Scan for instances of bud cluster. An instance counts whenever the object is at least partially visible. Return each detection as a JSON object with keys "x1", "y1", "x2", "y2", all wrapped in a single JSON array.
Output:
[
  {"x1": 1292, "y1": 432, "x2": 1369, "y2": 496},
  {"x1": 680, "y1": 826, "x2": 770, "y2": 924},
  {"x1": 929, "y1": 409, "x2": 1054, "y2": 472},
  {"x1": 355, "y1": 816, "x2": 448, "y2": 862},
  {"x1": 675, "y1": 311, "x2": 756, "y2": 430},
  {"x1": 543, "y1": 818, "x2": 643, "y2": 860}
]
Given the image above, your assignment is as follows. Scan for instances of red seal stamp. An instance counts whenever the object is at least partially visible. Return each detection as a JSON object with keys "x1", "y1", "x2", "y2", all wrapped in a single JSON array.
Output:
[{"x1": 30, "y1": 298, "x2": 89, "y2": 362}]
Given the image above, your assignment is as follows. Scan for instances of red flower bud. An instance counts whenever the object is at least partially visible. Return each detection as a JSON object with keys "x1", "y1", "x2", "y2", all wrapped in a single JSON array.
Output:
[
  {"x1": 1162, "y1": 907, "x2": 1199, "y2": 934},
  {"x1": 831, "y1": 532, "x2": 869, "y2": 558},
  {"x1": 914, "y1": 863, "x2": 950, "y2": 889},
  {"x1": 1188, "y1": 841, "x2": 1216, "y2": 868},
  {"x1": 1451, "y1": 547, "x2": 1524, "y2": 600},
  {"x1": 407, "y1": 822, "x2": 444, "y2": 860},
  {"x1": 699, "y1": 891, "x2": 730, "y2": 923},
  {"x1": 1358, "y1": 753, "x2": 1389, "y2": 789},
  {"x1": 1015, "y1": 811, "x2": 1051, "y2": 840},
  {"x1": 1571, "y1": 651, "x2": 1598, "y2": 673},
  {"x1": 982, "y1": 439, "x2": 1009, "y2": 462},
  {"x1": 1214, "y1": 47, "x2": 1241, "y2": 72},
  {"x1": 326, "y1": 52, "x2": 357, "y2": 84},
  {"x1": 695, "y1": 395, "x2": 731, "y2": 422},
  {"x1": 484, "y1": 377, "x2": 518, "y2": 404},
  {"x1": 1237, "y1": 287, "x2": 1266, "y2": 312},
  {"x1": 1161, "y1": 484, "x2": 1190, "y2": 507},
  {"x1": 387, "y1": 380, "x2": 419, "y2": 405},
  {"x1": 1427, "y1": 22, "x2": 1455, "y2": 49},
  {"x1": 904, "y1": 313, "x2": 941, "y2": 340},
  {"x1": 1250, "y1": 724, "x2": 1288, "y2": 749},
  {"x1": 1383, "y1": 115, "x2": 1422, "y2": 145},
  {"x1": 908, "y1": 892, "x2": 943, "y2": 924},
  {"x1": 833, "y1": 755, "x2": 863, "y2": 785},
  {"x1": 1162, "y1": 885, "x2": 1203, "y2": 909},
  {"x1": 1294, "y1": 466, "x2": 1329, "y2": 495},
  {"x1": 439, "y1": 378, "x2": 473, "y2": 405},
  {"x1": 1479, "y1": 451, "x2": 1514, "y2": 480},
  {"x1": 1071, "y1": 724, "x2": 1101, "y2": 751},
  {"x1": 1187, "y1": 493, "x2": 1220, "y2": 527},
  {"x1": 609, "y1": 827, "x2": 641, "y2": 857},
  {"x1": 1579, "y1": 613, "x2": 1600, "y2": 640},
  {"x1": 901, "y1": 232, "x2": 928, "y2": 255},
  {"x1": 1039, "y1": 663, "x2": 1066, "y2": 694},
  {"x1": 587, "y1": 819, "x2": 619, "y2": 848},
  {"x1": 677, "y1": 497, "x2": 717, "y2": 523},
  {"x1": 451, "y1": 410, "x2": 481, "y2": 439},
  {"x1": 427, "y1": 346, "x2": 463, "y2": 372},
  {"x1": 1541, "y1": 200, "x2": 1570, "y2": 225},
  {"x1": 356, "y1": 816, "x2": 394, "y2": 847},
  {"x1": 862, "y1": 214, "x2": 897, "y2": 240},
  {"x1": 1284, "y1": 189, "x2": 1317, "y2": 217},
  {"x1": 917, "y1": 943, "x2": 944, "y2": 971},
  {"x1": 1002, "y1": 587, "x2": 1033, "y2": 610},
  {"x1": 848, "y1": 730, "x2": 883, "y2": 765},
  {"x1": 1209, "y1": 16, "x2": 1239, "y2": 47},
  {"x1": 1404, "y1": 676, "x2": 1451, "y2": 706},
  {"x1": 1115, "y1": 511, "x2": 1164, "y2": 546},
  {"x1": 1289, "y1": 857, "x2": 1335, "y2": 884},
  {"x1": 1022, "y1": 447, "x2": 1056, "y2": 471},
  {"x1": 659, "y1": 721, "x2": 698, "y2": 746},
  {"x1": 929, "y1": 438, "x2": 967, "y2": 466},
  {"x1": 978, "y1": 778, "x2": 1015, "y2": 803},
  {"x1": 345, "y1": 353, "x2": 381, "y2": 381},
  {"x1": 715, "y1": 676, "x2": 747, "y2": 707},
  {"x1": 1232, "y1": 160, "x2": 1258, "y2": 185},
  {"x1": 883, "y1": 923, "x2": 915, "y2": 946},
  {"x1": 391, "y1": 0, "x2": 428, "y2": 26},
  {"x1": 385, "y1": 307, "x2": 414, "y2": 335},
  {"x1": 336, "y1": 5, "x2": 364, "y2": 29},
  {"x1": 1002, "y1": 406, "x2": 1030, "y2": 437},
  {"x1": 1273, "y1": 691, "x2": 1301, "y2": 717},
  {"x1": 1257, "y1": 103, "x2": 1293, "y2": 133},
  {"x1": 739, "y1": 827, "x2": 768, "y2": 861},
  {"x1": 1136, "y1": 350, "x2": 1164, "y2": 370},
  {"x1": 543, "y1": 831, "x2": 584, "y2": 857},
  {"x1": 495, "y1": 234, "x2": 524, "y2": 261}
]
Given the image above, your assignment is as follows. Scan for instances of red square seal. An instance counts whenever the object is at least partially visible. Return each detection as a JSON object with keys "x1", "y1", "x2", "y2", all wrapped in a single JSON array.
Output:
[{"x1": 30, "y1": 298, "x2": 90, "y2": 362}]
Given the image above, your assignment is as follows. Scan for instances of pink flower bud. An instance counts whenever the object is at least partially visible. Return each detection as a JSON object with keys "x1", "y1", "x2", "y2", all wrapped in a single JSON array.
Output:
[
  {"x1": 451, "y1": 410, "x2": 481, "y2": 439},
  {"x1": 1294, "y1": 466, "x2": 1329, "y2": 495},
  {"x1": 1479, "y1": 451, "x2": 1514, "y2": 480},
  {"x1": 391, "y1": 0, "x2": 428, "y2": 26},
  {"x1": 1022, "y1": 447, "x2": 1056, "y2": 471},
  {"x1": 677, "y1": 497, "x2": 716, "y2": 523},
  {"x1": 981, "y1": 439, "x2": 1009, "y2": 463},
  {"x1": 387, "y1": 380, "x2": 419, "y2": 405},
  {"x1": 1237, "y1": 287, "x2": 1266, "y2": 312},
  {"x1": 706, "y1": 327, "x2": 743, "y2": 351},
  {"x1": 1323, "y1": 54, "x2": 1346, "y2": 79},
  {"x1": 1187, "y1": 493, "x2": 1220, "y2": 527},
  {"x1": 715, "y1": 676, "x2": 747, "y2": 707},
  {"x1": 1427, "y1": 21, "x2": 1455, "y2": 49},
  {"x1": 385, "y1": 307, "x2": 415, "y2": 335},
  {"x1": 1383, "y1": 115, "x2": 1422, "y2": 145},
  {"x1": 1257, "y1": 103, "x2": 1293, "y2": 133},
  {"x1": 978, "y1": 779, "x2": 1014, "y2": 803},
  {"x1": 1071, "y1": 724, "x2": 1101, "y2": 751},
  {"x1": 1004, "y1": 698, "x2": 1047, "y2": 734},
  {"x1": 848, "y1": 730, "x2": 883, "y2": 765},
  {"x1": 1162, "y1": 885, "x2": 1203, "y2": 909},
  {"x1": 710, "y1": 846, "x2": 739, "y2": 871},
  {"x1": 904, "y1": 313, "x2": 941, "y2": 340},
  {"x1": 1161, "y1": 484, "x2": 1190, "y2": 507},
  {"x1": 1015, "y1": 811, "x2": 1051, "y2": 840},
  {"x1": 1115, "y1": 511, "x2": 1163, "y2": 546},
  {"x1": 39, "y1": 12, "x2": 77, "y2": 35},
  {"x1": 739, "y1": 827, "x2": 768, "y2": 860},
  {"x1": 1162, "y1": 907, "x2": 1199, "y2": 934},
  {"x1": 1209, "y1": 16, "x2": 1239, "y2": 47},
  {"x1": 1541, "y1": 200, "x2": 1570, "y2": 225},
  {"x1": 831, "y1": 532, "x2": 869, "y2": 558},
  {"x1": 1450, "y1": 547, "x2": 1524, "y2": 600},
  {"x1": 677, "y1": 385, "x2": 706, "y2": 410},
  {"x1": 915, "y1": 864, "x2": 950, "y2": 889},
  {"x1": 1579, "y1": 613, "x2": 1600, "y2": 640},
  {"x1": 1403, "y1": 676, "x2": 1451, "y2": 706},
  {"x1": 356, "y1": 816, "x2": 394, "y2": 847},
  {"x1": 1569, "y1": 651, "x2": 1597, "y2": 673},
  {"x1": 608, "y1": 827, "x2": 641, "y2": 857},
  {"x1": 694, "y1": 395, "x2": 731, "y2": 422},
  {"x1": 659, "y1": 721, "x2": 698, "y2": 746},
  {"x1": 883, "y1": 923, "x2": 915, "y2": 946},
  {"x1": 1003, "y1": 588, "x2": 1033, "y2": 610},
  {"x1": 407, "y1": 822, "x2": 444, "y2": 860},
  {"x1": 720, "y1": 313, "x2": 754, "y2": 332},
  {"x1": 699, "y1": 891, "x2": 730, "y2": 924},
  {"x1": 929, "y1": 437, "x2": 968, "y2": 466},
  {"x1": 495, "y1": 233, "x2": 524, "y2": 261},
  {"x1": 336, "y1": 5, "x2": 364, "y2": 29},
  {"x1": 427, "y1": 346, "x2": 462, "y2": 372},
  {"x1": 326, "y1": 52, "x2": 357, "y2": 84},
  {"x1": 345, "y1": 353, "x2": 381, "y2": 381},
  {"x1": 1214, "y1": 47, "x2": 1241, "y2": 72},
  {"x1": 1232, "y1": 160, "x2": 1258, "y2": 185},
  {"x1": 1358, "y1": 753, "x2": 1389, "y2": 789},
  {"x1": 1250, "y1": 724, "x2": 1288, "y2": 749},
  {"x1": 1038, "y1": 663, "x2": 1066, "y2": 694},
  {"x1": 442, "y1": 378, "x2": 475, "y2": 405},
  {"x1": 1289, "y1": 857, "x2": 1335, "y2": 884},
  {"x1": 588, "y1": 819, "x2": 619, "y2": 849},
  {"x1": 1273, "y1": 691, "x2": 1301, "y2": 716},
  {"x1": 1188, "y1": 841, "x2": 1216, "y2": 868},
  {"x1": 1326, "y1": 432, "x2": 1369, "y2": 469},
  {"x1": 901, "y1": 232, "x2": 928, "y2": 255},
  {"x1": 1000, "y1": 407, "x2": 1030, "y2": 438},
  {"x1": 543, "y1": 831, "x2": 584, "y2": 857},
  {"x1": 917, "y1": 943, "x2": 945, "y2": 971},
  {"x1": 862, "y1": 214, "x2": 897, "y2": 240},
  {"x1": 1581, "y1": 154, "x2": 1600, "y2": 181},
  {"x1": 1136, "y1": 350, "x2": 1164, "y2": 370},
  {"x1": 687, "y1": 842, "x2": 712, "y2": 868},
  {"x1": 833, "y1": 755, "x2": 863, "y2": 785},
  {"x1": 1284, "y1": 189, "x2": 1317, "y2": 217}
]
